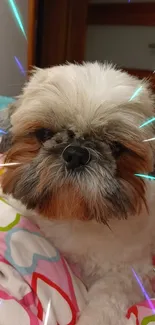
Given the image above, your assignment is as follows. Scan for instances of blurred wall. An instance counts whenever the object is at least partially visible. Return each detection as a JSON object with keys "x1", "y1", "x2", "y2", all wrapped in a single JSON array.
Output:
[
  {"x1": 0, "y1": 0, "x2": 28, "y2": 97},
  {"x1": 86, "y1": 0, "x2": 155, "y2": 71}
]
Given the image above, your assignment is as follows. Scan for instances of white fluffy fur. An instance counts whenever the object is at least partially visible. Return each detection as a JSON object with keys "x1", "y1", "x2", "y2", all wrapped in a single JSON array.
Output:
[{"x1": 2, "y1": 62, "x2": 155, "y2": 325}]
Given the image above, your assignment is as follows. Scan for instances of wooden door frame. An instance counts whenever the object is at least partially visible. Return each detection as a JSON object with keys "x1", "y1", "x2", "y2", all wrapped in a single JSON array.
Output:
[
  {"x1": 36, "y1": 0, "x2": 89, "y2": 68},
  {"x1": 36, "y1": 0, "x2": 69, "y2": 68},
  {"x1": 27, "y1": 0, "x2": 38, "y2": 71},
  {"x1": 65, "y1": 0, "x2": 89, "y2": 63}
]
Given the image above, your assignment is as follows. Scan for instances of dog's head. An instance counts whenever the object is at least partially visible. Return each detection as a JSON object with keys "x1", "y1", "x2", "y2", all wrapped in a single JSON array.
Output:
[{"x1": 1, "y1": 62, "x2": 155, "y2": 222}]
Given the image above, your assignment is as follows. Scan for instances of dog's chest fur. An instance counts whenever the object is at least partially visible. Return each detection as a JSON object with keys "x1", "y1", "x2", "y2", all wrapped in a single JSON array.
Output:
[{"x1": 37, "y1": 205, "x2": 155, "y2": 293}]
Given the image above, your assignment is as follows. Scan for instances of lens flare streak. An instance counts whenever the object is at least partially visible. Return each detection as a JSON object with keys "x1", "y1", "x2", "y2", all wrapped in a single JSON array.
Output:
[
  {"x1": 129, "y1": 86, "x2": 143, "y2": 102},
  {"x1": 8, "y1": 0, "x2": 27, "y2": 39},
  {"x1": 44, "y1": 300, "x2": 51, "y2": 325},
  {"x1": 0, "y1": 162, "x2": 21, "y2": 167},
  {"x1": 0, "y1": 130, "x2": 8, "y2": 135},
  {"x1": 139, "y1": 117, "x2": 155, "y2": 129},
  {"x1": 14, "y1": 56, "x2": 26, "y2": 76},
  {"x1": 132, "y1": 268, "x2": 155, "y2": 313},
  {"x1": 135, "y1": 174, "x2": 155, "y2": 180},
  {"x1": 143, "y1": 137, "x2": 155, "y2": 142}
]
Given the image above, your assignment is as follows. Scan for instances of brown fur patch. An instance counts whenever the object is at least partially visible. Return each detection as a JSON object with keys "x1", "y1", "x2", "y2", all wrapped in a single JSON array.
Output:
[
  {"x1": 2, "y1": 136, "x2": 88, "y2": 221},
  {"x1": 117, "y1": 143, "x2": 151, "y2": 214},
  {"x1": 2, "y1": 136, "x2": 40, "y2": 194},
  {"x1": 12, "y1": 120, "x2": 44, "y2": 137},
  {"x1": 1, "y1": 131, "x2": 152, "y2": 221},
  {"x1": 37, "y1": 184, "x2": 88, "y2": 220}
]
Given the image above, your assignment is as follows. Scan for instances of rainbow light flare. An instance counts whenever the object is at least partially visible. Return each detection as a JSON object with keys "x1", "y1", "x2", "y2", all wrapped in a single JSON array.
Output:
[
  {"x1": 14, "y1": 56, "x2": 26, "y2": 76},
  {"x1": 132, "y1": 268, "x2": 155, "y2": 313},
  {"x1": 8, "y1": 0, "x2": 27, "y2": 39}
]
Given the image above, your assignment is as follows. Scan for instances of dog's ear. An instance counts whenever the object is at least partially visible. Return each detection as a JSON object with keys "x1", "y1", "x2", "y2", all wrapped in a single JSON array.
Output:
[{"x1": 0, "y1": 102, "x2": 17, "y2": 153}]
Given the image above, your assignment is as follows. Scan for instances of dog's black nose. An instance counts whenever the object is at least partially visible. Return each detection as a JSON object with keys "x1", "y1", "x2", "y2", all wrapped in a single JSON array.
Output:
[{"x1": 62, "y1": 145, "x2": 90, "y2": 169}]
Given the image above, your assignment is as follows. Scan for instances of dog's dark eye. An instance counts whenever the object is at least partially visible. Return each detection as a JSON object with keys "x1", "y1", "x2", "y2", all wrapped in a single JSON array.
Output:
[
  {"x1": 68, "y1": 130, "x2": 75, "y2": 138},
  {"x1": 35, "y1": 128, "x2": 53, "y2": 142},
  {"x1": 111, "y1": 142, "x2": 127, "y2": 158}
]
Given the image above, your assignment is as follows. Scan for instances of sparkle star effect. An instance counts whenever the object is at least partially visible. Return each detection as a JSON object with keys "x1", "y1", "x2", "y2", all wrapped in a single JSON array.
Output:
[
  {"x1": 132, "y1": 268, "x2": 155, "y2": 313},
  {"x1": 14, "y1": 56, "x2": 26, "y2": 76},
  {"x1": 129, "y1": 86, "x2": 143, "y2": 102},
  {"x1": 135, "y1": 174, "x2": 155, "y2": 180},
  {"x1": 8, "y1": 0, "x2": 27, "y2": 39}
]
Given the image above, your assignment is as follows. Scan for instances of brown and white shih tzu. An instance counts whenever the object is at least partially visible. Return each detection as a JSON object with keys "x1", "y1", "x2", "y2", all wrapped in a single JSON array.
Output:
[{"x1": 1, "y1": 62, "x2": 155, "y2": 325}]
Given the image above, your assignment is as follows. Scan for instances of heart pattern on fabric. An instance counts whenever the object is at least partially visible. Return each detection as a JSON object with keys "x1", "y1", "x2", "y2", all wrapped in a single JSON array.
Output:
[
  {"x1": 126, "y1": 302, "x2": 155, "y2": 325},
  {"x1": 32, "y1": 272, "x2": 77, "y2": 325},
  {"x1": 0, "y1": 198, "x2": 20, "y2": 231},
  {"x1": 5, "y1": 229, "x2": 60, "y2": 275}
]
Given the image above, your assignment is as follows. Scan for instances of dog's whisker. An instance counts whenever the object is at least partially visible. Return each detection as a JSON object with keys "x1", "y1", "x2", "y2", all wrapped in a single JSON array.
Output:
[
  {"x1": 87, "y1": 165, "x2": 106, "y2": 180},
  {"x1": 86, "y1": 167, "x2": 99, "y2": 182}
]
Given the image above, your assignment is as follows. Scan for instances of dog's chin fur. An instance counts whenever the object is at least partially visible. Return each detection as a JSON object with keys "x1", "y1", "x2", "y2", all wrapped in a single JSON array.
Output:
[{"x1": 1, "y1": 62, "x2": 155, "y2": 324}]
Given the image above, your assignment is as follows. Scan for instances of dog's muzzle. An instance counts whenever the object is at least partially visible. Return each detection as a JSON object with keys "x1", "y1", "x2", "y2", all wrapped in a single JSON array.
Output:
[{"x1": 62, "y1": 145, "x2": 90, "y2": 170}]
